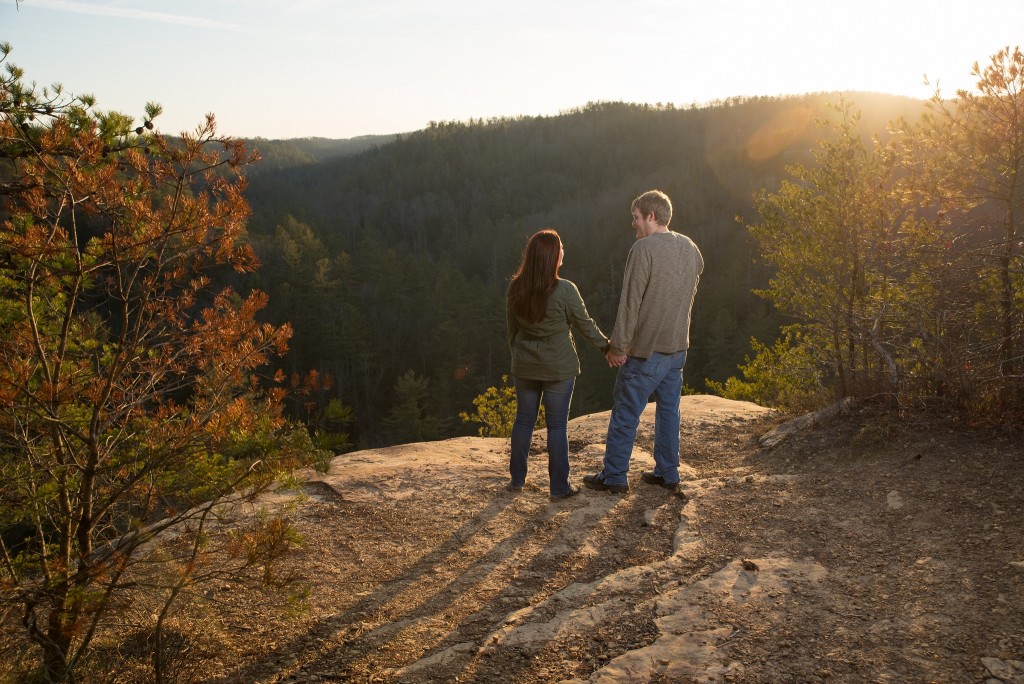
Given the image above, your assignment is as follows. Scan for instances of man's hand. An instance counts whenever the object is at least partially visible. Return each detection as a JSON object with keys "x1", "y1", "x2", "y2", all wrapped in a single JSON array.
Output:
[{"x1": 606, "y1": 350, "x2": 627, "y2": 367}]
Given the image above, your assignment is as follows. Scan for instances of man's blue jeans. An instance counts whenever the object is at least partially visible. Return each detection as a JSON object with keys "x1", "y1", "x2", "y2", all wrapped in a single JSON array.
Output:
[
  {"x1": 510, "y1": 376, "x2": 575, "y2": 496},
  {"x1": 600, "y1": 350, "x2": 687, "y2": 487}
]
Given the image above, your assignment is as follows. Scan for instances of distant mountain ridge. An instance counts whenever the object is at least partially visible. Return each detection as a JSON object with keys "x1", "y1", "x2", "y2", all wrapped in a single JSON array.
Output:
[
  {"x1": 241, "y1": 133, "x2": 403, "y2": 175},
  {"x1": 243, "y1": 91, "x2": 920, "y2": 181}
]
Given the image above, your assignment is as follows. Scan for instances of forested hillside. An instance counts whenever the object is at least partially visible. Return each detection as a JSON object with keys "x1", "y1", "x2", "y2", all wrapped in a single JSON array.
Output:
[
  {"x1": 241, "y1": 134, "x2": 399, "y2": 176},
  {"x1": 238, "y1": 93, "x2": 924, "y2": 447}
]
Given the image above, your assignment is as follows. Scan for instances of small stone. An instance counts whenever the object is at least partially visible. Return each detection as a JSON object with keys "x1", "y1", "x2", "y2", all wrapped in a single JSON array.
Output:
[{"x1": 981, "y1": 657, "x2": 1018, "y2": 679}]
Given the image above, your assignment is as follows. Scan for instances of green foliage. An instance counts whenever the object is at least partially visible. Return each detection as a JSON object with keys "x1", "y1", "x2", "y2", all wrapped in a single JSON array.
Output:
[
  {"x1": 748, "y1": 97, "x2": 907, "y2": 400},
  {"x1": 312, "y1": 398, "x2": 355, "y2": 454},
  {"x1": 735, "y1": 46, "x2": 1024, "y2": 414},
  {"x1": 907, "y1": 46, "x2": 1024, "y2": 406},
  {"x1": 460, "y1": 375, "x2": 518, "y2": 437},
  {"x1": 706, "y1": 328, "x2": 827, "y2": 411},
  {"x1": 383, "y1": 370, "x2": 444, "y2": 444},
  {"x1": 459, "y1": 374, "x2": 546, "y2": 437}
]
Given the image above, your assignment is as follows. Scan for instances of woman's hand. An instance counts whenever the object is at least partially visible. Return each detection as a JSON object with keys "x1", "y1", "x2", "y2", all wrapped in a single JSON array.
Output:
[{"x1": 605, "y1": 350, "x2": 627, "y2": 367}]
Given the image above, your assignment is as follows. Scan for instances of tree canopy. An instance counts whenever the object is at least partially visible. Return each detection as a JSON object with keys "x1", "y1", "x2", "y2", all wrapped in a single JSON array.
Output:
[{"x1": 728, "y1": 47, "x2": 1024, "y2": 414}]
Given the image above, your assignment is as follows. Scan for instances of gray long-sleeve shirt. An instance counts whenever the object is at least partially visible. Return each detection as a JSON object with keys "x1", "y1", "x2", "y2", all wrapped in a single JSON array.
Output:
[{"x1": 609, "y1": 231, "x2": 704, "y2": 358}]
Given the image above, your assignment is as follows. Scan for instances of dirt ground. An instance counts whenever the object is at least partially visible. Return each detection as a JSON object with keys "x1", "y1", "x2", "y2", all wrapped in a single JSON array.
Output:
[{"x1": 144, "y1": 396, "x2": 1024, "y2": 683}]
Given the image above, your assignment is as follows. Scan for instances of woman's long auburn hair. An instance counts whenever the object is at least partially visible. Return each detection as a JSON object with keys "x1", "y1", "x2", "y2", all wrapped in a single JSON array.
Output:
[{"x1": 508, "y1": 229, "x2": 561, "y2": 324}]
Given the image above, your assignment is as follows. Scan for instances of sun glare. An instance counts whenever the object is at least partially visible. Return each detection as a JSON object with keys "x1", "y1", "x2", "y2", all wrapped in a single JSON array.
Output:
[{"x1": 745, "y1": 106, "x2": 816, "y2": 163}]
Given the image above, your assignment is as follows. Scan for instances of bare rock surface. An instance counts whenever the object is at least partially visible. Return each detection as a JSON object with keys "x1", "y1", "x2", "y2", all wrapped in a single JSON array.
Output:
[{"x1": 196, "y1": 395, "x2": 1023, "y2": 684}]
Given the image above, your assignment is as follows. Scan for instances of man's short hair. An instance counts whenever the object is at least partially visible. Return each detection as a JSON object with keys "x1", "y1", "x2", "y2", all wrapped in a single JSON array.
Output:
[{"x1": 631, "y1": 190, "x2": 672, "y2": 227}]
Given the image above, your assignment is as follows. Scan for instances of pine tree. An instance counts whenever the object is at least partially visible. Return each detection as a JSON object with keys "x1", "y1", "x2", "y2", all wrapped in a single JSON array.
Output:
[
  {"x1": 0, "y1": 45, "x2": 328, "y2": 681},
  {"x1": 383, "y1": 370, "x2": 442, "y2": 444}
]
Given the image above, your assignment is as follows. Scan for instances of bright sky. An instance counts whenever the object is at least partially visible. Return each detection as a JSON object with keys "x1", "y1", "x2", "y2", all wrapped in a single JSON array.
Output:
[{"x1": 2, "y1": 0, "x2": 1022, "y2": 140}]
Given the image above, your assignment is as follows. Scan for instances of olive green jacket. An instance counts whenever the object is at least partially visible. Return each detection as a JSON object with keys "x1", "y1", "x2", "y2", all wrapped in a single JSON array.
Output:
[{"x1": 507, "y1": 279, "x2": 610, "y2": 381}]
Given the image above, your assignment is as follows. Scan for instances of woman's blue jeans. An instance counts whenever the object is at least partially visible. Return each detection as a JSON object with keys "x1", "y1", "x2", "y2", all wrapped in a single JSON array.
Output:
[
  {"x1": 600, "y1": 350, "x2": 687, "y2": 487},
  {"x1": 510, "y1": 376, "x2": 575, "y2": 496}
]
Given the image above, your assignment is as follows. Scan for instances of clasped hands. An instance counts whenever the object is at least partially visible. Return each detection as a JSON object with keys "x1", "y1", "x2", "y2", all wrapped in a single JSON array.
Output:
[{"x1": 605, "y1": 350, "x2": 627, "y2": 367}]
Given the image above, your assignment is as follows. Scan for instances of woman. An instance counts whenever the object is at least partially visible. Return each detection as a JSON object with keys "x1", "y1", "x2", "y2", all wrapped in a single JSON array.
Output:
[{"x1": 506, "y1": 229, "x2": 610, "y2": 501}]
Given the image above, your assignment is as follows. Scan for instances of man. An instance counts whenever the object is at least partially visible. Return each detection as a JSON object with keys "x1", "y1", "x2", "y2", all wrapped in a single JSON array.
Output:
[{"x1": 583, "y1": 189, "x2": 703, "y2": 493}]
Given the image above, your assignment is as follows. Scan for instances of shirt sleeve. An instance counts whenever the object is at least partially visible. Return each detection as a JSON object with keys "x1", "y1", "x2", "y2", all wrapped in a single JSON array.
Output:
[
  {"x1": 564, "y1": 281, "x2": 610, "y2": 352},
  {"x1": 609, "y1": 244, "x2": 650, "y2": 356},
  {"x1": 506, "y1": 294, "x2": 519, "y2": 350}
]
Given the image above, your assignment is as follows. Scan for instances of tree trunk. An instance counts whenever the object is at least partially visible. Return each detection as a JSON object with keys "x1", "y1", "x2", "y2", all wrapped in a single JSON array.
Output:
[
  {"x1": 1000, "y1": 208, "x2": 1017, "y2": 390},
  {"x1": 42, "y1": 620, "x2": 73, "y2": 683}
]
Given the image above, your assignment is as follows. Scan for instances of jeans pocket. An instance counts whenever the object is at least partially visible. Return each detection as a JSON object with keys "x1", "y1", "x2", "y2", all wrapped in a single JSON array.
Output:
[{"x1": 622, "y1": 355, "x2": 660, "y2": 381}]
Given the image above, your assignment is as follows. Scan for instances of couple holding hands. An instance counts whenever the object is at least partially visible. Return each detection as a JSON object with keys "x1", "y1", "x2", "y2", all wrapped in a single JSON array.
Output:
[{"x1": 506, "y1": 190, "x2": 704, "y2": 501}]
